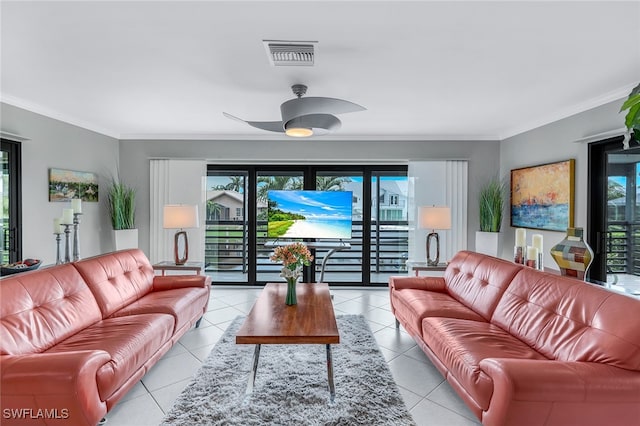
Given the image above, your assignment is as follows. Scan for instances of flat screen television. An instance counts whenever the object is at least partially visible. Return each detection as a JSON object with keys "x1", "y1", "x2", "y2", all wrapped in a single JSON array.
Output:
[{"x1": 267, "y1": 190, "x2": 353, "y2": 239}]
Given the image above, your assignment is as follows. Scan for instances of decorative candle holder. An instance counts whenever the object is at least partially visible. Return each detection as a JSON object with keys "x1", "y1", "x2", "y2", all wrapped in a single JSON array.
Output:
[
  {"x1": 526, "y1": 257, "x2": 538, "y2": 268},
  {"x1": 62, "y1": 224, "x2": 72, "y2": 263},
  {"x1": 54, "y1": 233, "x2": 63, "y2": 265},
  {"x1": 514, "y1": 246, "x2": 525, "y2": 264},
  {"x1": 537, "y1": 252, "x2": 544, "y2": 271},
  {"x1": 73, "y1": 212, "x2": 83, "y2": 261}
]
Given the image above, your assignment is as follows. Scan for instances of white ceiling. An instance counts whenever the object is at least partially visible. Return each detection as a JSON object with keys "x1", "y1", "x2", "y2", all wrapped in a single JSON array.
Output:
[{"x1": 1, "y1": 1, "x2": 639, "y2": 141}]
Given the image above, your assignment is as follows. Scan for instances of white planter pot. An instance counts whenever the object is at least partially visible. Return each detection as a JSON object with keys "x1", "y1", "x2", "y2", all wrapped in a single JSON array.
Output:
[
  {"x1": 114, "y1": 229, "x2": 138, "y2": 251},
  {"x1": 475, "y1": 231, "x2": 502, "y2": 257}
]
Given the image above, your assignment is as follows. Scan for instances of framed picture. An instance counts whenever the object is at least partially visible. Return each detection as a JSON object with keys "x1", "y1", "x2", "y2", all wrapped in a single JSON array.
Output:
[
  {"x1": 49, "y1": 168, "x2": 99, "y2": 202},
  {"x1": 510, "y1": 159, "x2": 574, "y2": 231}
]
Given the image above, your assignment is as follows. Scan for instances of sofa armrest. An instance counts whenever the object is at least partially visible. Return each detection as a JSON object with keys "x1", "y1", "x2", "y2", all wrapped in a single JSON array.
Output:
[
  {"x1": 389, "y1": 276, "x2": 447, "y2": 292},
  {"x1": 480, "y1": 358, "x2": 640, "y2": 425},
  {"x1": 153, "y1": 274, "x2": 211, "y2": 291},
  {"x1": 481, "y1": 358, "x2": 640, "y2": 402},
  {"x1": 1, "y1": 350, "x2": 111, "y2": 425}
]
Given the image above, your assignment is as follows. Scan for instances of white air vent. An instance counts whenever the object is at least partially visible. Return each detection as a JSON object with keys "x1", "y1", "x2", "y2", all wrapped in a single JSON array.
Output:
[{"x1": 263, "y1": 40, "x2": 317, "y2": 67}]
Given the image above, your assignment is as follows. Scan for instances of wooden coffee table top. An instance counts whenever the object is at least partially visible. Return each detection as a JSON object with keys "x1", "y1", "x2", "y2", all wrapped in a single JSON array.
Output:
[{"x1": 235, "y1": 282, "x2": 340, "y2": 345}]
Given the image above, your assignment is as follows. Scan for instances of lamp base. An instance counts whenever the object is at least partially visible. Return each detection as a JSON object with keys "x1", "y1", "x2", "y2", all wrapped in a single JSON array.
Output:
[
  {"x1": 174, "y1": 230, "x2": 189, "y2": 265},
  {"x1": 426, "y1": 231, "x2": 440, "y2": 266}
]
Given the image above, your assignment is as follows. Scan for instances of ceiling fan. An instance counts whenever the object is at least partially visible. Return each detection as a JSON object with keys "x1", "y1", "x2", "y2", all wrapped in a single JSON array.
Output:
[{"x1": 223, "y1": 84, "x2": 366, "y2": 137}]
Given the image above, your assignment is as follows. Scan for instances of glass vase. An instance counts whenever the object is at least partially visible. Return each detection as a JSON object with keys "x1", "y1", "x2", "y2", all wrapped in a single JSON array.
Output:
[
  {"x1": 550, "y1": 227, "x2": 594, "y2": 280},
  {"x1": 285, "y1": 277, "x2": 297, "y2": 305}
]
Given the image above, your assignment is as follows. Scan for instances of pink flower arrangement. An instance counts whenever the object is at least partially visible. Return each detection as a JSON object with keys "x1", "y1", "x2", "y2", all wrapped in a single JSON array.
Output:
[{"x1": 270, "y1": 242, "x2": 313, "y2": 279}]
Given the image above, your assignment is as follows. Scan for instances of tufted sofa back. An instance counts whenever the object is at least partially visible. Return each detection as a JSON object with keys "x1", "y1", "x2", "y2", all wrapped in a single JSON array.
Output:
[
  {"x1": 444, "y1": 251, "x2": 523, "y2": 321},
  {"x1": 492, "y1": 267, "x2": 640, "y2": 371},
  {"x1": 0, "y1": 264, "x2": 102, "y2": 355},
  {"x1": 74, "y1": 249, "x2": 155, "y2": 318}
]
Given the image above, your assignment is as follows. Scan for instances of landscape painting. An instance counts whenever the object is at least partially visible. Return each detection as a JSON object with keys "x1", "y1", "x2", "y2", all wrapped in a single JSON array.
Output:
[
  {"x1": 510, "y1": 159, "x2": 574, "y2": 231},
  {"x1": 49, "y1": 168, "x2": 99, "y2": 202}
]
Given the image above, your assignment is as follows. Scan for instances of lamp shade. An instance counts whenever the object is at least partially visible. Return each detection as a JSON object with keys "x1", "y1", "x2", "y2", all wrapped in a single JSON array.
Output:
[
  {"x1": 163, "y1": 205, "x2": 199, "y2": 229},
  {"x1": 419, "y1": 206, "x2": 451, "y2": 230}
]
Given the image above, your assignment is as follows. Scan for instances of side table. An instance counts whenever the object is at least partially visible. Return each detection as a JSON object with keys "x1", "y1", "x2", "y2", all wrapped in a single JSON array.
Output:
[
  {"x1": 152, "y1": 261, "x2": 204, "y2": 276},
  {"x1": 406, "y1": 261, "x2": 447, "y2": 276}
]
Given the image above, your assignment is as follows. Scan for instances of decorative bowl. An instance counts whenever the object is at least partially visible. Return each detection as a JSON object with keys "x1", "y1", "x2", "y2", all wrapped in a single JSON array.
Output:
[{"x1": 1, "y1": 259, "x2": 42, "y2": 276}]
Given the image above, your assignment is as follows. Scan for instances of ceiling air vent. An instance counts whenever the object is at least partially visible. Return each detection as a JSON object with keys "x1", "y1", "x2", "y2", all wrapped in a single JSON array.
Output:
[{"x1": 263, "y1": 40, "x2": 317, "y2": 67}]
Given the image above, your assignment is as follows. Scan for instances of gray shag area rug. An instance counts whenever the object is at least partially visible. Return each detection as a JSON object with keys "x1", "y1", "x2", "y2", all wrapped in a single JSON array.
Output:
[{"x1": 161, "y1": 314, "x2": 416, "y2": 426}]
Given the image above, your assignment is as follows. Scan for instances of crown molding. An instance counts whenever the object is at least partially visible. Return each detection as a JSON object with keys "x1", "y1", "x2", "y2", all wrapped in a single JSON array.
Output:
[
  {"x1": 498, "y1": 83, "x2": 634, "y2": 140},
  {"x1": 1, "y1": 94, "x2": 120, "y2": 139},
  {"x1": 118, "y1": 133, "x2": 499, "y2": 142}
]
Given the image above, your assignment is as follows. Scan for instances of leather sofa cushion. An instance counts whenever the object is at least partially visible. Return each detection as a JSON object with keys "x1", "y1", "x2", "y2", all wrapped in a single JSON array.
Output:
[
  {"x1": 392, "y1": 288, "x2": 485, "y2": 336},
  {"x1": 444, "y1": 251, "x2": 523, "y2": 321},
  {"x1": 0, "y1": 264, "x2": 102, "y2": 355},
  {"x1": 46, "y1": 313, "x2": 174, "y2": 400},
  {"x1": 74, "y1": 249, "x2": 156, "y2": 318},
  {"x1": 422, "y1": 317, "x2": 547, "y2": 411},
  {"x1": 110, "y1": 287, "x2": 209, "y2": 333},
  {"x1": 492, "y1": 268, "x2": 640, "y2": 371}
]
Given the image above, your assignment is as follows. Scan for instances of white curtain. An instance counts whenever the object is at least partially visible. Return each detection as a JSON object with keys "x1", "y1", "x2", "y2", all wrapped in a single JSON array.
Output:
[
  {"x1": 445, "y1": 160, "x2": 468, "y2": 261},
  {"x1": 149, "y1": 159, "x2": 170, "y2": 263},
  {"x1": 408, "y1": 160, "x2": 468, "y2": 263},
  {"x1": 149, "y1": 159, "x2": 206, "y2": 264}
]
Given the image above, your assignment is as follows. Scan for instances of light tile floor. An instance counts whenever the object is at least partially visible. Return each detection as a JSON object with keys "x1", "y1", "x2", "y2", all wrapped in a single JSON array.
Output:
[{"x1": 104, "y1": 286, "x2": 480, "y2": 426}]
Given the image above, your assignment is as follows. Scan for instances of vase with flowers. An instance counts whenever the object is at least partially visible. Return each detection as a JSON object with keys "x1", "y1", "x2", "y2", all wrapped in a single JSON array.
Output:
[{"x1": 269, "y1": 242, "x2": 314, "y2": 305}]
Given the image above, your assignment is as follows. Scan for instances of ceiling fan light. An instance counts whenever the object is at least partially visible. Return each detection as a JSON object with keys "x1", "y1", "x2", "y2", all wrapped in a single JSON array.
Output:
[{"x1": 285, "y1": 127, "x2": 313, "y2": 137}]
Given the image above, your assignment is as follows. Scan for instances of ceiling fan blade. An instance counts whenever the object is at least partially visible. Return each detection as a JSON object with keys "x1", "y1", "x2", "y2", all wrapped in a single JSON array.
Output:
[
  {"x1": 280, "y1": 97, "x2": 365, "y2": 123},
  {"x1": 223, "y1": 112, "x2": 285, "y2": 133}
]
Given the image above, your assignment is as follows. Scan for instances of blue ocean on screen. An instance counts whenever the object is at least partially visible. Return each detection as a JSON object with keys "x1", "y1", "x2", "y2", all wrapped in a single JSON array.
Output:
[{"x1": 512, "y1": 203, "x2": 569, "y2": 231}]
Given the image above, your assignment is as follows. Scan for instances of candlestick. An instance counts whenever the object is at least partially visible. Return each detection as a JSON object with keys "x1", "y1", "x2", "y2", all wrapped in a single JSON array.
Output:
[
  {"x1": 53, "y1": 217, "x2": 63, "y2": 234},
  {"x1": 71, "y1": 198, "x2": 82, "y2": 214},
  {"x1": 73, "y1": 213, "x2": 83, "y2": 261},
  {"x1": 514, "y1": 228, "x2": 526, "y2": 264},
  {"x1": 526, "y1": 246, "x2": 538, "y2": 268},
  {"x1": 532, "y1": 234, "x2": 543, "y2": 270},
  {"x1": 62, "y1": 208, "x2": 74, "y2": 225},
  {"x1": 62, "y1": 224, "x2": 72, "y2": 263},
  {"x1": 54, "y1": 232, "x2": 62, "y2": 265}
]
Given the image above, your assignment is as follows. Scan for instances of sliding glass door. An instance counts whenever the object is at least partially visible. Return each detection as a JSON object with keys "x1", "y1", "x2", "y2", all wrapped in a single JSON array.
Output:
[
  {"x1": 588, "y1": 136, "x2": 640, "y2": 291},
  {"x1": 205, "y1": 171, "x2": 249, "y2": 283},
  {"x1": 205, "y1": 165, "x2": 407, "y2": 286}
]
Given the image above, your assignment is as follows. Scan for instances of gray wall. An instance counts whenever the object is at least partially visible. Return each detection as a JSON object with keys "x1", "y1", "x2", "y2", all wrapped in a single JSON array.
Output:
[
  {"x1": 500, "y1": 99, "x2": 625, "y2": 268},
  {"x1": 1, "y1": 103, "x2": 119, "y2": 265},
  {"x1": 119, "y1": 138, "x2": 501, "y2": 256}
]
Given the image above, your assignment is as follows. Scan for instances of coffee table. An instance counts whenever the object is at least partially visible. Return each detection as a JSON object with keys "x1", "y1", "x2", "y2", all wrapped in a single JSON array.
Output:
[{"x1": 235, "y1": 282, "x2": 340, "y2": 401}]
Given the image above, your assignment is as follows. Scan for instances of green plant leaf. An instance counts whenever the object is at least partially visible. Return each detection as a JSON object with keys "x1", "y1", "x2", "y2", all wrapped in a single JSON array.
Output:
[
  {"x1": 620, "y1": 93, "x2": 640, "y2": 112},
  {"x1": 625, "y1": 102, "x2": 640, "y2": 129}
]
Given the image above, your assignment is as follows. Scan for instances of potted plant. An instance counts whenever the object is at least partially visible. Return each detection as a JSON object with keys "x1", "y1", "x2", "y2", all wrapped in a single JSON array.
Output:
[
  {"x1": 620, "y1": 82, "x2": 640, "y2": 149},
  {"x1": 108, "y1": 179, "x2": 137, "y2": 250},
  {"x1": 475, "y1": 177, "x2": 505, "y2": 257}
]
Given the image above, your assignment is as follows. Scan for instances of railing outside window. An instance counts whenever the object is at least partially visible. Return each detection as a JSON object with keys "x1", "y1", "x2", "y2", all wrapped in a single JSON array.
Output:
[
  {"x1": 607, "y1": 221, "x2": 640, "y2": 276},
  {"x1": 204, "y1": 219, "x2": 408, "y2": 283}
]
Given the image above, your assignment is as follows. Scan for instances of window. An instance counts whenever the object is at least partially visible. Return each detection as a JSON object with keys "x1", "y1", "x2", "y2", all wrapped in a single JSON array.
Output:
[
  {"x1": 205, "y1": 165, "x2": 407, "y2": 286},
  {"x1": 1, "y1": 139, "x2": 21, "y2": 264}
]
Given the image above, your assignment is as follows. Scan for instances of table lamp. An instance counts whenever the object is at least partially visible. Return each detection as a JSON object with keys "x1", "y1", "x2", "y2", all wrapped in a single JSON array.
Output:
[
  {"x1": 163, "y1": 204, "x2": 199, "y2": 265},
  {"x1": 419, "y1": 206, "x2": 451, "y2": 266}
]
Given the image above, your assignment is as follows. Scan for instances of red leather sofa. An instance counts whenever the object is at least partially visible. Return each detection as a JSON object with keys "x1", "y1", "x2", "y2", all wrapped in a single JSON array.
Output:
[
  {"x1": 390, "y1": 250, "x2": 640, "y2": 426},
  {"x1": 0, "y1": 249, "x2": 210, "y2": 426}
]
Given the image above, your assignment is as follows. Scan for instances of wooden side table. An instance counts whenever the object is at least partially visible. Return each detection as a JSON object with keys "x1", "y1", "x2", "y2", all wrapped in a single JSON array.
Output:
[
  {"x1": 406, "y1": 261, "x2": 448, "y2": 276},
  {"x1": 152, "y1": 261, "x2": 204, "y2": 276}
]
